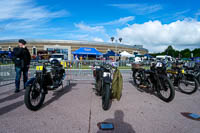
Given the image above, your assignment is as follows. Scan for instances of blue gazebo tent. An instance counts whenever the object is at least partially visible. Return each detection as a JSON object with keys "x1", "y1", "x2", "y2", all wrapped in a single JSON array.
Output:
[
  {"x1": 0, "y1": 51, "x2": 13, "y2": 59},
  {"x1": 144, "y1": 54, "x2": 153, "y2": 58},
  {"x1": 72, "y1": 47, "x2": 103, "y2": 60},
  {"x1": 194, "y1": 57, "x2": 200, "y2": 63},
  {"x1": 0, "y1": 51, "x2": 9, "y2": 54},
  {"x1": 181, "y1": 58, "x2": 191, "y2": 61},
  {"x1": 135, "y1": 54, "x2": 143, "y2": 57},
  {"x1": 103, "y1": 50, "x2": 119, "y2": 57},
  {"x1": 72, "y1": 47, "x2": 102, "y2": 56}
]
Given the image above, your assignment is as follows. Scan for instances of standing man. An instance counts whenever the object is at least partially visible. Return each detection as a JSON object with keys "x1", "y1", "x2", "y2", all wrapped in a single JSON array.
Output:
[{"x1": 13, "y1": 39, "x2": 31, "y2": 93}]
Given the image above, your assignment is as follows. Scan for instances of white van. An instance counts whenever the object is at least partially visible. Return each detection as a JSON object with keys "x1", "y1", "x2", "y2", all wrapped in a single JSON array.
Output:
[
  {"x1": 156, "y1": 55, "x2": 172, "y2": 61},
  {"x1": 49, "y1": 53, "x2": 67, "y2": 62},
  {"x1": 134, "y1": 57, "x2": 142, "y2": 63}
]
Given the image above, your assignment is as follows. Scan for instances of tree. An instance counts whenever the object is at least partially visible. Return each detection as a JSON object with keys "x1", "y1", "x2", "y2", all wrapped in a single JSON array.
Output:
[
  {"x1": 174, "y1": 50, "x2": 180, "y2": 58},
  {"x1": 180, "y1": 49, "x2": 191, "y2": 58},
  {"x1": 164, "y1": 45, "x2": 176, "y2": 57},
  {"x1": 150, "y1": 45, "x2": 199, "y2": 58},
  {"x1": 192, "y1": 48, "x2": 200, "y2": 57}
]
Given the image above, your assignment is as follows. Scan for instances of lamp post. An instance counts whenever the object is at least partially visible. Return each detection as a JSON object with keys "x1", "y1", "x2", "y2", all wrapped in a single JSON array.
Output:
[
  {"x1": 110, "y1": 37, "x2": 122, "y2": 61},
  {"x1": 118, "y1": 38, "x2": 122, "y2": 61},
  {"x1": 110, "y1": 37, "x2": 115, "y2": 61}
]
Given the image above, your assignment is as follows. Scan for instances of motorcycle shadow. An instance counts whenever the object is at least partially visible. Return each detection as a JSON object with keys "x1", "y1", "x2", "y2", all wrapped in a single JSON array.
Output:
[{"x1": 42, "y1": 83, "x2": 77, "y2": 109}]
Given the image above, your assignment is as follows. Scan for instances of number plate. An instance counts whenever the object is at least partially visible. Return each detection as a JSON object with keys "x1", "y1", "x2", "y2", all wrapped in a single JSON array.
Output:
[
  {"x1": 36, "y1": 66, "x2": 43, "y2": 71},
  {"x1": 103, "y1": 72, "x2": 110, "y2": 77}
]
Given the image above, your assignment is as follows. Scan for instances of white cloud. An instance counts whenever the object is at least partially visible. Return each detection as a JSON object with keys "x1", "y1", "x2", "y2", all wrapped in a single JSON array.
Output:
[
  {"x1": 116, "y1": 19, "x2": 200, "y2": 52},
  {"x1": 100, "y1": 16, "x2": 135, "y2": 25},
  {"x1": 0, "y1": 0, "x2": 69, "y2": 39},
  {"x1": 74, "y1": 22, "x2": 105, "y2": 33},
  {"x1": 92, "y1": 37, "x2": 104, "y2": 42},
  {"x1": 0, "y1": 0, "x2": 68, "y2": 21},
  {"x1": 109, "y1": 4, "x2": 162, "y2": 15},
  {"x1": 174, "y1": 9, "x2": 190, "y2": 17}
]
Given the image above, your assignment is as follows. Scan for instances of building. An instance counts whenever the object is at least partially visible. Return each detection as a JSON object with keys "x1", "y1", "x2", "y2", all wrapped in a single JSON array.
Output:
[{"x1": 0, "y1": 39, "x2": 148, "y2": 60}]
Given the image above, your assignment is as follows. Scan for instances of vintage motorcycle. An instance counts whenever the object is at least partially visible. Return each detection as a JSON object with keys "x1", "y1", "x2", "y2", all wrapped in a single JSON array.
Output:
[
  {"x1": 24, "y1": 59, "x2": 65, "y2": 111},
  {"x1": 93, "y1": 63, "x2": 113, "y2": 111},
  {"x1": 185, "y1": 62, "x2": 200, "y2": 85},
  {"x1": 167, "y1": 62, "x2": 199, "y2": 94},
  {"x1": 132, "y1": 62, "x2": 175, "y2": 102}
]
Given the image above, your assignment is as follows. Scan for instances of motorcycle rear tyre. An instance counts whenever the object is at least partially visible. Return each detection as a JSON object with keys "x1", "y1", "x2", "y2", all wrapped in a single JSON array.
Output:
[{"x1": 133, "y1": 70, "x2": 142, "y2": 87}]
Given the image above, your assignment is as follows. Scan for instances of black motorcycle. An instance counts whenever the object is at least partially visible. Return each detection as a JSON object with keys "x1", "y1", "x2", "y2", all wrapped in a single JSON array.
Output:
[
  {"x1": 133, "y1": 62, "x2": 175, "y2": 102},
  {"x1": 93, "y1": 63, "x2": 113, "y2": 110},
  {"x1": 24, "y1": 59, "x2": 65, "y2": 111},
  {"x1": 167, "y1": 62, "x2": 199, "y2": 94},
  {"x1": 187, "y1": 63, "x2": 200, "y2": 85}
]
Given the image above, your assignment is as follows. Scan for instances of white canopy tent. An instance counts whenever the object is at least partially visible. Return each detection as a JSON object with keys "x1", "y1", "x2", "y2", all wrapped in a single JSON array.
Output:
[{"x1": 120, "y1": 51, "x2": 134, "y2": 57}]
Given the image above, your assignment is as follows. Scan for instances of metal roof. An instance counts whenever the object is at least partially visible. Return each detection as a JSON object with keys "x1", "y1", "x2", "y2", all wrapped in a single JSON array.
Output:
[{"x1": 0, "y1": 39, "x2": 148, "y2": 52}]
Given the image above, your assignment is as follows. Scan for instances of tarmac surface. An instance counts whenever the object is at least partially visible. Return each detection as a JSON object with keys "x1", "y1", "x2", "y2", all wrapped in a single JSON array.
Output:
[{"x1": 0, "y1": 75, "x2": 200, "y2": 133}]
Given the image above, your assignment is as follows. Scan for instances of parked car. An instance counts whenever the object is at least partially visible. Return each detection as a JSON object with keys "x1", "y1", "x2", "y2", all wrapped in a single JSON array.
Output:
[{"x1": 49, "y1": 54, "x2": 67, "y2": 62}]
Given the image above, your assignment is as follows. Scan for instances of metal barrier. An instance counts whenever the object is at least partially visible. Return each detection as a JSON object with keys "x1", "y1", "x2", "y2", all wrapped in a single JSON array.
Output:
[
  {"x1": 0, "y1": 59, "x2": 136, "y2": 87},
  {"x1": 0, "y1": 59, "x2": 192, "y2": 87},
  {"x1": 0, "y1": 59, "x2": 15, "y2": 86},
  {"x1": 0, "y1": 59, "x2": 36, "y2": 87},
  {"x1": 64, "y1": 60, "x2": 133, "y2": 82}
]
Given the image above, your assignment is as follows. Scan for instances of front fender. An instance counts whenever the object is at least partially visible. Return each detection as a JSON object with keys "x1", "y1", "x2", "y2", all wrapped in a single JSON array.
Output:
[
  {"x1": 25, "y1": 77, "x2": 36, "y2": 87},
  {"x1": 103, "y1": 76, "x2": 112, "y2": 83}
]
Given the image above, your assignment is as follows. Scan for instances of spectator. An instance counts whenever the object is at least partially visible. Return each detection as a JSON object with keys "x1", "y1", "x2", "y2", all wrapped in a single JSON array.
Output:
[
  {"x1": 36, "y1": 54, "x2": 41, "y2": 61},
  {"x1": 13, "y1": 39, "x2": 31, "y2": 93},
  {"x1": 75, "y1": 55, "x2": 79, "y2": 61}
]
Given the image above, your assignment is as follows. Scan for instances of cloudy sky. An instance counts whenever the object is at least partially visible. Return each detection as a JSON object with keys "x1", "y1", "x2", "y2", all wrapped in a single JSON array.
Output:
[{"x1": 0, "y1": 0, "x2": 200, "y2": 52}]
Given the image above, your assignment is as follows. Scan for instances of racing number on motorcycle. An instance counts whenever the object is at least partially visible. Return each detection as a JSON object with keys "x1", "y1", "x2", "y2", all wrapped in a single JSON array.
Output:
[
  {"x1": 181, "y1": 69, "x2": 185, "y2": 74},
  {"x1": 36, "y1": 66, "x2": 43, "y2": 71}
]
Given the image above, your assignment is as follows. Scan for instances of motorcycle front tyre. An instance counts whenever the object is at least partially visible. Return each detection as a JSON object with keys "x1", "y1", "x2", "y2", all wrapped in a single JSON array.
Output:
[
  {"x1": 24, "y1": 83, "x2": 46, "y2": 111},
  {"x1": 178, "y1": 76, "x2": 198, "y2": 94},
  {"x1": 102, "y1": 83, "x2": 111, "y2": 111},
  {"x1": 157, "y1": 75, "x2": 175, "y2": 103}
]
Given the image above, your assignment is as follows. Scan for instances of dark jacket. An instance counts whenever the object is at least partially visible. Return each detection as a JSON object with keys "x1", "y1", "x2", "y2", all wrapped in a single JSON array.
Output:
[{"x1": 13, "y1": 47, "x2": 31, "y2": 68}]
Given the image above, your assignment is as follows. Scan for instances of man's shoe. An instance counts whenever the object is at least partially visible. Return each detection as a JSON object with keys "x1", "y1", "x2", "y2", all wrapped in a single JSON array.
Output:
[{"x1": 14, "y1": 89, "x2": 20, "y2": 93}]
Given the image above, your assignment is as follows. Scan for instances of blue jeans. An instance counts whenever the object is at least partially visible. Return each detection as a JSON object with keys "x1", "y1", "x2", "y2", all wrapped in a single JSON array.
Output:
[{"x1": 15, "y1": 67, "x2": 29, "y2": 90}]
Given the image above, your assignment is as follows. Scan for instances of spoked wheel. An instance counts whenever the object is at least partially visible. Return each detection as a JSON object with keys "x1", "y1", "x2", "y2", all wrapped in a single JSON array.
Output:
[
  {"x1": 133, "y1": 71, "x2": 142, "y2": 86},
  {"x1": 157, "y1": 75, "x2": 175, "y2": 102},
  {"x1": 102, "y1": 83, "x2": 111, "y2": 111},
  {"x1": 178, "y1": 76, "x2": 198, "y2": 94},
  {"x1": 24, "y1": 80, "x2": 46, "y2": 111}
]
